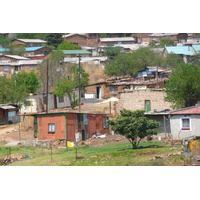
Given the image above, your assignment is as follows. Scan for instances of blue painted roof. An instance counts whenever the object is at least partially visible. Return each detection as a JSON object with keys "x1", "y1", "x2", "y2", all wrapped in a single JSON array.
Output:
[
  {"x1": 165, "y1": 46, "x2": 196, "y2": 56},
  {"x1": 25, "y1": 46, "x2": 44, "y2": 51},
  {"x1": 0, "y1": 46, "x2": 44, "y2": 52},
  {"x1": 192, "y1": 44, "x2": 200, "y2": 53}
]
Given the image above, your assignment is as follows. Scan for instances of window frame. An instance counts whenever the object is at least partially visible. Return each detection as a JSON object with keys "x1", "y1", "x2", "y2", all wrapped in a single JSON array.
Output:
[
  {"x1": 102, "y1": 117, "x2": 109, "y2": 129},
  {"x1": 181, "y1": 117, "x2": 191, "y2": 130},
  {"x1": 58, "y1": 96, "x2": 64, "y2": 103},
  {"x1": 48, "y1": 123, "x2": 55, "y2": 133}
]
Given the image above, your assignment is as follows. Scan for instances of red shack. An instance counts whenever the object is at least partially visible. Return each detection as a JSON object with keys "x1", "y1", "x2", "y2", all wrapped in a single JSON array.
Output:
[{"x1": 35, "y1": 112, "x2": 109, "y2": 142}]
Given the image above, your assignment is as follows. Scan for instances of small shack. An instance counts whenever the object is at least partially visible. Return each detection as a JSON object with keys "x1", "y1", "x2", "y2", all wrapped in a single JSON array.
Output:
[
  {"x1": 35, "y1": 112, "x2": 109, "y2": 143},
  {"x1": 0, "y1": 104, "x2": 18, "y2": 125}
]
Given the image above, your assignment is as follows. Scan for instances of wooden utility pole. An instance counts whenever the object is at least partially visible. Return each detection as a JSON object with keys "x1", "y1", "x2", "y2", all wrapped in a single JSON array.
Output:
[
  {"x1": 78, "y1": 54, "x2": 81, "y2": 113},
  {"x1": 46, "y1": 59, "x2": 49, "y2": 113}
]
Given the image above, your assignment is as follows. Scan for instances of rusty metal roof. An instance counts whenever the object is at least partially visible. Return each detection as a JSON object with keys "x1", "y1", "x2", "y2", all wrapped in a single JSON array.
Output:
[{"x1": 170, "y1": 107, "x2": 200, "y2": 115}]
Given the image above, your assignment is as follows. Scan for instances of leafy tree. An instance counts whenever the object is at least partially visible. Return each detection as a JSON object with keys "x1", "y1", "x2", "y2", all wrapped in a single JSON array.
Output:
[
  {"x1": 37, "y1": 50, "x2": 65, "y2": 92},
  {"x1": 57, "y1": 41, "x2": 81, "y2": 50},
  {"x1": 45, "y1": 33, "x2": 63, "y2": 48},
  {"x1": 13, "y1": 70, "x2": 40, "y2": 94},
  {"x1": 149, "y1": 38, "x2": 174, "y2": 48},
  {"x1": 104, "y1": 47, "x2": 159, "y2": 77},
  {"x1": 102, "y1": 44, "x2": 122, "y2": 58},
  {"x1": 0, "y1": 34, "x2": 12, "y2": 48},
  {"x1": 164, "y1": 63, "x2": 200, "y2": 108},
  {"x1": 0, "y1": 75, "x2": 30, "y2": 109},
  {"x1": 53, "y1": 64, "x2": 89, "y2": 109},
  {"x1": 16, "y1": 33, "x2": 47, "y2": 40},
  {"x1": 108, "y1": 109, "x2": 159, "y2": 149},
  {"x1": 8, "y1": 44, "x2": 26, "y2": 56}
]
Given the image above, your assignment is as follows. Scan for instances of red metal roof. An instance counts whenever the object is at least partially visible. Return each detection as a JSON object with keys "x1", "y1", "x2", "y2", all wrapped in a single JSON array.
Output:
[{"x1": 171, "y1": 107, "x2": 200, "y2": 115}]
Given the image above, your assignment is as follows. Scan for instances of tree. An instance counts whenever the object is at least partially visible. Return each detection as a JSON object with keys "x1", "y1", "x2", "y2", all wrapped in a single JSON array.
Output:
[
  {"x1": 16, "y1": 33, "x2": 47, "y2": 40},
  {"x1": 164, "y1": 63, "x2": 200, "y2": 108},
  {"x1": 104, "y1": 47, "x2": 159, "y2": 77},
  {"x1": 37, "y1": 50, "x2": 65, "y2": 92},
  {"x1": 8, "y1": 44, "x2": 26, "y2": 56},
  {"x1": 13, "y1": 70, "x2": 40, "y2": 94},
  {"x1": 45, "y1": 33, "x2": 63, "y2": 48},
  {"x1": 108, "y1": 109, "x2": 159, "y2": 149},
  {"x1": 53, "y1": 64, "x2": 89, "y2": 109},
  {"x1": 149, "y1": 38, "x2": 174, "y2": 48},
  {"x1": 102, "y1": 44, "x2": 122, "y2": 58},
  {"x1": 0, "y1": 75, "x2": 30, "y2": 110},
  {"x1": 0, "y1": 34, "x2": 12, "y2": 48},
  {"x1": 57, "y1": 41, "x2": 81, "y2": 50}
]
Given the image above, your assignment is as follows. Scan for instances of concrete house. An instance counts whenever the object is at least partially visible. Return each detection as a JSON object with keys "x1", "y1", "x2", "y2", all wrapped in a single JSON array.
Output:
[{"x1": 170, "y1": 105, "x2": 200, "y2": 139}]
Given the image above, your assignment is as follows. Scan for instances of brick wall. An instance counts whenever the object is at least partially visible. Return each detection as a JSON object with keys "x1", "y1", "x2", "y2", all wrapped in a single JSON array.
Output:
[{"x1": 118, "y1": 89, "x2": 172, "y2": 113}]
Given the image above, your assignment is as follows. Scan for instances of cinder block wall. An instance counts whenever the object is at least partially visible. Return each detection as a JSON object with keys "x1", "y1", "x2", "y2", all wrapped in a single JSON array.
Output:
[{"x1": 118, "y1": 89, "x2": 172, "y2": 112}]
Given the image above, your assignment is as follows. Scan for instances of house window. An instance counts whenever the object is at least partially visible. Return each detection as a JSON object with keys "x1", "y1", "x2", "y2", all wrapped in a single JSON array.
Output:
[
  {"x1": 48, "y1": 123, "x2": 55, "y2": 133},
  {"x1": 102, "y1": 117, "x2": 109, "y2": 129},
  {"x1": 181, "y1": 117, "x2": 191, "y2": 130},
  {"x1": 3, "y1": 66, "x2": 9, "y2": 71},
  {"x1": 43, "y1": 96, "x2": 47, "y2": 104},
  {"x1": 31, "y1": 65, "x2": 36, "y2": 70},
  {"x1": 58, "y1": 96, "x2": 64, "y2": 103},
  {"x1": 110, "y1": 86, "x2": 118, "y2": 93}
]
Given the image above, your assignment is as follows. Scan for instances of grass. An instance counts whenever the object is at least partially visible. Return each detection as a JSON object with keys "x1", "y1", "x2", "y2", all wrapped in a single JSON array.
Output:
[{"x1": 0, "y1": 141, "x2": 192, "y2": 166}]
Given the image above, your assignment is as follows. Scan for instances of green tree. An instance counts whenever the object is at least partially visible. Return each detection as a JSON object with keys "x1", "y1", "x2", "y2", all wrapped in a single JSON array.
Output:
[
  {"x1": 102, "y1": 44, "x2": 122, "y2": 58},
  {"x1": 104, "y1": 47, "x2": 159, "y2": 77},
  {"x1": 0, "y1": 75, "x2": 30, "y2": 109},
  {"x1": 8, "y1": 44, "x2": 26, "y2": 56},
  {"x1": 164, "y1": 63, "x2": 200, "y2": 108},
  {"x1": 37, "y1": 50, "x2": 65, "y2": 92},
  {"x1": 149, "y1": 38, "x2": 174, "y2": 48},
  {"x1": 53, "y1": 64, "x2": 89, "y2": 109},
  {"x1": 45, "y1": 33, "x2": 63, "y2": 48},
  {"x1": 0, "y1": 34, "x2": 12, "y2": 48},
  {"x1": 13, "y1": 70, "x2": 40, "y2": 94},
  {"x1": 108, "y1": 109, "x2": 159, "y2": 149},
  {"x1": 16, "y1": 33, "x2": 47, "y2": 40},
  {"x1": 57, "y1": 41, "x2": 81, "y2": 50}
]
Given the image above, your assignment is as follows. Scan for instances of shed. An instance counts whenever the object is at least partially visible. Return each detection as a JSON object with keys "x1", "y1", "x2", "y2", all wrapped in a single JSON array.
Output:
[
  {"x1": 0, "y1": 104, "x2": 18, "y2": 125},
  {"x1": 35, "y1": 112, "x2": 109, "y2": 143}
]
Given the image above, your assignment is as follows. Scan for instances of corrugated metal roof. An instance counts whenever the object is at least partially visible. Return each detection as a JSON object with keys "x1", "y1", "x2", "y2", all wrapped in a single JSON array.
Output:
[
  {"x1": 15, "y1": 39, "x2": 47, "y2": 43},
  {"x1": 64, "y1": 56, "x2": 108, "y2": 63},
  {"x1": 62, "y1": 33, "x2": 88, "y2": 38},
  {"x1": 100, "y1": 37, "x2": 135, "y2": 42},
  {"x1": 165, "y1": 46, "x2": 196, "y2": 55},
  {"x1": 170, "y1": 107, "x2": 200, "y2": 115},
  {"x1": 150, "y1": 33, "x2": 179, "y2": 37},
  {"x1": 25, "y1": 46, "x2": 44, "y2": 51},
  {"x1": 0, "y1": 105, "x2": 16, "y2": 109},
  {"x1": 192, "y1": 44, "x2": 200, "y2": 53},
  {"x1": 1, "y1": 55, "x2": 29, "y2": 60},
  {"x1": 55, "y1": 50, "x2": 91, "y2": 55}
]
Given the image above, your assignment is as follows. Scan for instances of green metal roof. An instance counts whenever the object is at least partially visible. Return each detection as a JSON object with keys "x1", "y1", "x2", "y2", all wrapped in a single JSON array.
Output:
[
  {"x1": 165, "y1": 46, "x2": 196, "y2": 56},
  {"x1": 192, "y1": 44, "x2": 200, "y2": 53},
  {"x1": 54, "y1": 50, "x2": 91, "y2": 55}
]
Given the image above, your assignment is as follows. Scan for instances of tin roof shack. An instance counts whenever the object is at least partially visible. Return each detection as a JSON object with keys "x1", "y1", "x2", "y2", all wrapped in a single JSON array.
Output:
[
  {"x1": 12, "y1": 39, "x2": 47, "y2": 47},
  {"x1": 0, "y1": 104, "x2": 18, "y2": 125},
  {"x1": 170, "y1": 105, "x2": 200, "y2": 140},
  {"x1": 35, "y1": 112, "x2": 109, "y2": 143},
  {"x1": 144, "y1": 109, "x2": 171, "y2": 140}
]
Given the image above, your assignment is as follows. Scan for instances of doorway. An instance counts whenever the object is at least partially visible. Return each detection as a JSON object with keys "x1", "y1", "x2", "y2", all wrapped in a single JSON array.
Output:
[{"x1": 96, "y1": 87, "x2": 102, "y2": 98}]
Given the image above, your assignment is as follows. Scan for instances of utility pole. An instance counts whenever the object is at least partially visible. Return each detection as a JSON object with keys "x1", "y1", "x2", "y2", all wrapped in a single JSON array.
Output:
[
  {"x1": 46, "y1": 59, "x2": 49, "y2": 113},
  {"x1": 78, "y1": 54, "x2": 81, "y2": 113}
]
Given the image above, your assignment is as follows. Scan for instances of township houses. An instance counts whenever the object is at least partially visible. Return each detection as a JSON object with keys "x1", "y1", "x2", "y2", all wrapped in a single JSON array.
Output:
[
  {"x1": 12, "y1": 39, "x2": 47, "y2": 47},
  {"x1": 0, "y1": 55, "x2": 42, "y2": 76},
  {"x1": 149, "y1": 33, "x2": 188, "y2": 44}
]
